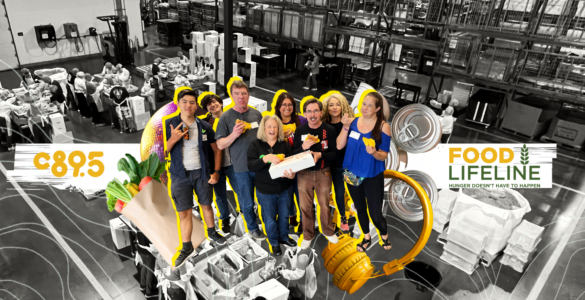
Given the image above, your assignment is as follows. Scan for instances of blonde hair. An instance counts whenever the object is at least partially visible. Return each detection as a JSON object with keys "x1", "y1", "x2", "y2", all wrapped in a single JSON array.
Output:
[
  {"x1": 257, "y1": 115, "x2": 285, "y2": 142},
  {"x1": 321, "y1": 92, "x2": 354, "y2": 123}
]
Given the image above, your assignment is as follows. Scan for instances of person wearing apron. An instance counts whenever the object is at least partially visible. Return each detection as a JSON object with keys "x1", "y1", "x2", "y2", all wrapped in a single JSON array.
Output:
[
  {"x1": 177, "y1": 51, "x2": 190, "y2": 74},
  {"x1": 84, "y1": 73, "x2": 105, "y2": 127},
  {"x1": 19, "y1": 68, "x2": 41, "y2": 89},
  {"x1": 116, "y1": 64, "x2": 131, "y2": 87},
  {"x1": 74, "y1": 71, "x2": 91, "y2": 119},
  {"x1": 141, "y1": 72, "x2": 157, "y2": 116},
  {"x1": 109, "y1": 79, "x2": 136, "y2": 133}
]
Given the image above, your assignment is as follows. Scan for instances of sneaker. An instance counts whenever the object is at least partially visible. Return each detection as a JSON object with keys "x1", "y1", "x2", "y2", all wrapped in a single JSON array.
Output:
[
  {"x1": 95, "y1": 123, "x2": 106, "y2": 127},
  {"x1": 279, "y1": 237, "x2": 297, "y2": 247},
  {"x1": 272, "y1": 246, "x2": 282, "y2": 256},
  {"x1": 311, "y1": 88, "x2": 318, "y2": 91},
  {"x1": 174, "y1": 246, "x2": 196, "y2": 268},
  {"x1": 340, "y1": 216, "x2": 349, "y2": 232},
  {"x1": 208, "y1": 230, "x2": 227, "y2": 246},
  {"x1": 119, "y1": 130, "x2": 124, "y2": 134},
  {"x1": 250, "y1": 229, "x2": 266, "y2": 240},
  {"x1": 303, "y1": 86, "x2": 309, "y2": 90},
  {"x1": 300, "y1": 239, "x2": 311, "y2": 249},
  {"x1": 325, "y1": 234, "x2": 339, "y2": 244}
]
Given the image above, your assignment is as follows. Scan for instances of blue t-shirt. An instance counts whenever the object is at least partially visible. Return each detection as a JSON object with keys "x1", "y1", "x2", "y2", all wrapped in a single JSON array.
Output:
[{"x1": 342, "y1": 118, "x2": 391, "y2": 178}]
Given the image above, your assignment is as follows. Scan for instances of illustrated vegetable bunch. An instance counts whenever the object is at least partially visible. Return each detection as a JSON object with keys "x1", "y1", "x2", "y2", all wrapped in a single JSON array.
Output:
[
  {"x1": 236, "y1": 119, "x2": 252, "y2": 133},
  {"x1": 105, "y1": 153, "x2": 166, "y2": 213},
  {"x1": 362, "y1": 137, "x2": 376, "y2": 147}
]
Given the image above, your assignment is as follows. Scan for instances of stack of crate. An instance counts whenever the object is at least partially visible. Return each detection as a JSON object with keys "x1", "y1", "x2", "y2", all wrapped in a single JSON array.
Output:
[
  {"x1": 178, "y1": 1, "x2": 191, "y2": 34},
  {"x1": 158, "y1": 3, "x2": 169, "y2": 19},
  {"x1": 189, "y1": 0, "x2": 202, "y2": 29},
  {"x1": 169, "y1": 0, "x2": 178, "y2": 7},
  {"x1": 247, "y1": 7, "x2": 264, "y2": 32},
  {"x1": 202, "y1": 2, "x2": 216, "y2": 30},
  {"x1": 263, "y1": 8, "x2": 281, "y2": 35},
  {"x1": 440, "y1": 226, "x2": 487, "y2": 275},
  {"x1": 157, "y1": 20, "x2": 182, "y2": 46},
  {"x1": 168, "y1": 8, "x2": 179, "y2": 20},
  {"x1": 500, "y1": 220, "x2": 544, "y2": 273}
]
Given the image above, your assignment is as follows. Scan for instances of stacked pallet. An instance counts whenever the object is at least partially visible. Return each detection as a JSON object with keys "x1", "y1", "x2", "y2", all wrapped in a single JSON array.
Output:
[
  {"x1": 500, "y1": 220, "x2": 544, "y2": 273},
  {"x1": 158, "y1": 3, "x2": 169, "y2": 19},
  {"x1": 168, "y1": 8, "x2": 179, "y2": 20},
  {"x1": 202, "y1": 2, "x2": 216, "y2": 30},
  {"x1": 178, "y1": 1, "x2": 191, "y2": 34},
  {"x1": 157, "y1": 19, "x2": 182, "y2": 46},
  {"x1": 169, "y1": 0, "x2": 178, "y2": 7}
]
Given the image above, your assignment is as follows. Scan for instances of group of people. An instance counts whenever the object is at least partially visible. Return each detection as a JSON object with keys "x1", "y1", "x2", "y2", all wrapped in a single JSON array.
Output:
[{"x1": 164, "y1": 80, "x2": 394, "y2": 272}]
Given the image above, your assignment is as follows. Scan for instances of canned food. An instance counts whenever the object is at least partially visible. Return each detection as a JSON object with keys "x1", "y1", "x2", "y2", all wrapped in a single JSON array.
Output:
[
  {"x1": 384, "y1": 141, "x2": 409, "y2": 188},
  {"x1": 387, "y1": 170, "x2": 438, "y2": 222},
  {"x1": 391, "y1": 104, "x2": 442, "y2": 153}
]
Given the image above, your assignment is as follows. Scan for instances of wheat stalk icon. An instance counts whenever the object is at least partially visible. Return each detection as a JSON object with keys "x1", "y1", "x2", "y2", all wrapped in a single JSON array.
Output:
[{"x1": 521, "y1": 144, "x2": 529, "y2": 165}]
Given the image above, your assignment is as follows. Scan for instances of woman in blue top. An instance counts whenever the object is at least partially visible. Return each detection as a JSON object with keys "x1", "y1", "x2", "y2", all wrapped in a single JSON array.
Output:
[{"x1": 336, "y1": 91, "x2": 392, "y2": 252}]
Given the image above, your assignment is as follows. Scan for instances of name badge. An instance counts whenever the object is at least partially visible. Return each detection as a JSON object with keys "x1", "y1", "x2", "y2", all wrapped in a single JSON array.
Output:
[
  {"x1": 349, "y1": 131, "x2": 360, "y2": 140},
  {"x1": 202, "y1": 134, "x2": 207, "y2": 141},
  {"x1": 301, "y1": 134, "x2": 308, "y2": 141},
  {"x1": 250, "y1": 122, "x2": 259, "y2": 129}
]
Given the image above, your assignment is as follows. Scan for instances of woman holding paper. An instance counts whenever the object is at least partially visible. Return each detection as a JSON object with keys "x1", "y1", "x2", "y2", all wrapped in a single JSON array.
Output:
[
  {"x1": 336, "y1": 91, "x2": 392, "y2": 252},
  {"x1": 321, "y1": 92, "x2": 354, "y2": 232},
  {"x1": 247, "y1": 115, "x2": 297, "y2": 256}
]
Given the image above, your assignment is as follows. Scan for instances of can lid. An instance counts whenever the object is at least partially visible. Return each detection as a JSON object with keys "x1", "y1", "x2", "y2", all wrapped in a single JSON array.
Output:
[
  {"x1": 384, "y1": 141, "x2": 408, "y2": 188},
  {"x1": 391, "y1": 104, "x2": 442, "y2": 153},
  {"x1": 387, "y1": 170, "x2": 438, "y2": 222}
]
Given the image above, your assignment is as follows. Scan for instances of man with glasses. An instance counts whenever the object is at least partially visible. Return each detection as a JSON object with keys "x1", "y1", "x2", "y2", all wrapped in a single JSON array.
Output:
[{"x1": 292, "y1": 98, "x2": 339, "y2": 249}]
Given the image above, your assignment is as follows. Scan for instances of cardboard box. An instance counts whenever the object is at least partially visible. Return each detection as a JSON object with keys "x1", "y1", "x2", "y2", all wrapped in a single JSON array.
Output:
[
  {"x1": 110, "y1": 217, "x2": 131, "y2": 250},
  {"x1": 193, "y1": 31, "x2": 205, "y2": 43},
  {"x1": 205, "y1": 34, "x2": 219, "y2": 45},
  {"x1": 269, "y1": 151, "x2": 315, "y2": 179},
  {"x1": 52, "y1": 131, "x2": 74, "y2": 144},
  {"x1": 134, "y1": 112, "x2": 151, "y2": 131},
  {"x1": 231, "y1": 237, "x2": 269, "y2": 277},
  {"x1": 257, "y1": 46, "x2": 268, "y2": 56},
  {"x1": 207, "y1": 30, "x2": 219, "y2": 36},
  {"x1": 218, "y1": 48, "x2": 224, "y2": 60},
  {"x1": 233, "y1": 62, "x2": 238, "y2": 77},
  {"x1": 218, "y1": 70, "x2": 225, "y2": 86},
  {"x1": 49, "y1": 113, "x2": 66, "y2": 133},
  {"x1": 189, "y1": 49, "x2": 197, "y2": 75},
  {"x1": 248, "y1": 95, "x2": 267, "y2": 112},
  {"x1": 129, "y1": 96, "x2": 146, "y2": 116},
  {"x1": 234, "y1": 33, "x2": 244, "y2": 48},
  {"x1": 249, "y1": 279, "x2": 290, "y2": 300},
  {"x1": 204, "y1": 82, "x2": 216, "y2": 94},
  {"x1": 207, "y1": 249, "x2": 247, "y2": 290},
  {"x1": 197, "y1": 41, "x2": 206, "y2": 57},
  {"x1": 245, "y1": 36, "x2": 254, "y2": 48}
]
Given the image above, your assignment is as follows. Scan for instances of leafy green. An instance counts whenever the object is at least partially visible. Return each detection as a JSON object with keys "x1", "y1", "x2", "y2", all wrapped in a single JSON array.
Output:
[
  {"x1": 118, "y1": 158, "x2": 131, "y2": 174},
  {"x1": 105, "y1": 178, "x2": 133, "y2": 203},
  {"x1": 125, "y1": 154, "x2": 141, "y2": 184},
  {"x1": 148, "y1": 153, "x2": 160, "y2": 178},
  {"x1": 152, "y1": 163, "x2": 166, "y2": 182},
  {"x1": 105, "y1": 190, "x2": 117, "y2": 212}
]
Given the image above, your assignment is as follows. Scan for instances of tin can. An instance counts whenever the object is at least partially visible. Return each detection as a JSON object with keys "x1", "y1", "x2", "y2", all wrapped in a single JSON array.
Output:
[
  {"x1": 391, "y1": 104, "x2": 442, "y2": 153},
  {"x1": 387, "y1": 170, "x2": 438, "y2": 222},
  {"x1": 384, "y1": 140, "x2": 409, "y2": 188}
]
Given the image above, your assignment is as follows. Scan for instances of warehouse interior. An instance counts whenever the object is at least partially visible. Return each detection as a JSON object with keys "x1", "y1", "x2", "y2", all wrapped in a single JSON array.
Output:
[{"x1": 1, "y1": 0, "x2": 585, "y2": 299}]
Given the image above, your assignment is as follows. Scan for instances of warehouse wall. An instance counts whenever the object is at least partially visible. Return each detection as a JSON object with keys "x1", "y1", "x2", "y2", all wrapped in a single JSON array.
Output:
[{"x1": 5, "y1": 0, "x2": 144, "y2": 66}]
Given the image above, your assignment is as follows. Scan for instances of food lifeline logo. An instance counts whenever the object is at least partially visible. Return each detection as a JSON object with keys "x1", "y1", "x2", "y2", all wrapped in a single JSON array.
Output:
[{"x1": 446, "y1": 144, "x2": 556, "y2": 189}]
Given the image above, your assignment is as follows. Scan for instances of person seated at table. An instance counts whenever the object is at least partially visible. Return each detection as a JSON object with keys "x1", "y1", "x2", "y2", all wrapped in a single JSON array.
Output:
[
  {"x1": 0, "y1": 96, "x2": 27, "y2": 152},
  {"x1": 20, "y1": 68, "x2": 41, "y2": 89},
  {"x1": 109, "y1": 78, "x2": 136, "y2": 134},
  {"x1": 85, "y1": 73, "x2": 105, "y2": 127},
  {"x1": 116, "y1": 64, "x2": 131, "y2": 86},
  {"x1": 101, "y1": 62, "x2": 114, "y2": 76},
  {"x1": 141, "y1": 72, "x2": 156, "y2": 116},
  {"x1": 177, "y1": 51, "x2": 190, "y2": 73},
  {"x1": 247, "y1": 115, "x2": 297, "y2": 256},
  {"x1": 74, "y1": 71, "x2": 91, "y2": 119}
]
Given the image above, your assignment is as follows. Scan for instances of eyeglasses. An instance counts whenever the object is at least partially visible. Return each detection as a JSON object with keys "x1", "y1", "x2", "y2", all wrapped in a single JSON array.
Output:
[
  {"x1": 305, "y1": 110, "x2": 321, "y2": 115},
  {"x1": 281, "y1": 104, "x2": 293, "y2": 107}
]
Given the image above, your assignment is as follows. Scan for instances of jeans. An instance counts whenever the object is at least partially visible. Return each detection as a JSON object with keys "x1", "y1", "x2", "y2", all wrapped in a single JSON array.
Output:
[
  {"x1": 233, "y1": 171, "x2": 260, "y2": 232},
  {"x1": 256, "y1": 187, "x2": 292, "y2": 247},
  {"x1": 331, "y1": 167, "x2": 346, "y2": 219},
  {"x1": 287, "y1": 177, "x2": 302, "y2": 221},
  {"x1": 212, "y1": 165, "x2": 239, "y2": 223}
]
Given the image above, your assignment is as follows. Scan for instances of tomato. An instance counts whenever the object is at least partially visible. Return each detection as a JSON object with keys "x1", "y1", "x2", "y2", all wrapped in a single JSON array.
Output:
[
  {"x1": 139, "y1": 176, "x2": 153, "y2": 191},
  {"x1": 114, "y1": 199, "x2": 125, "y2": 213}
]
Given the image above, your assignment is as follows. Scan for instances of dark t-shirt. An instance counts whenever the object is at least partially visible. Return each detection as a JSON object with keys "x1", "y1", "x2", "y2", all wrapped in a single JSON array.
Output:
[
  {"x1": 247, "y1": 139, "x2": 294, "y2": 194},
  {"x1": 293, "y1": 122, "x2": 337, "y2": 171},
  {"x1": 152, "y1": 63, "x2": 160, "y2": 77},
  {"x1": 329, "y1": 122, "x2": 345, "y2": 169},
  {"x1": 50, "y1": 80, "x2": 65, "y2": 103},
  {"x1": 109, "y1": 86, "x2": 130, "y2": 106}
]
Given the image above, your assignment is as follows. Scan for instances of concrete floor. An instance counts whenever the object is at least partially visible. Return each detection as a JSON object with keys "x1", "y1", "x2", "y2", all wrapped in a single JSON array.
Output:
[{"x1": 1, "y1": 25, "x2": 585, "y2": 300}]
